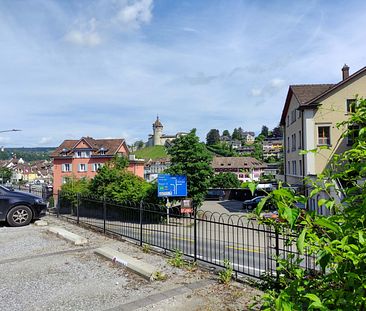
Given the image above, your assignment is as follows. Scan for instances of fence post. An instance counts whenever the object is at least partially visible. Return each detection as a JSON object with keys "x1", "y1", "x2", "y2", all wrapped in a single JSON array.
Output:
[
  {"x1": 139, "y1": 200, "x2": 143, "y2": 247},
  {"x1": 103, "y1": 195, "x2": 106, "y2": 234},
  {"x1": 76, "y1": 193, "x2": 80, "y2": 224},
  {"x1": 56, "y1": 190, "x2": 60, "y2": 218},
  {"x1": 194, "y1": 203, "x2": 197, "y2": 262},
  {"x1": 28, "y1": 184, "x2": 31, "y2": 193},
  {"x1": 275, "y1": 227, "x2": 280, "y2": 282}
]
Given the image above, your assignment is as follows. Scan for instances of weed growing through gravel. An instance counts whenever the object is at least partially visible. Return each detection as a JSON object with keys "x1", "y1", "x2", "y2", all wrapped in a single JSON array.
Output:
[
  {"x1": 142, "y1": 244, "x2": 151, "y2": 253},
  {"x1": 152, "y1": 271, "x2": 168, "y2": 281},
  {"x1": 218, "y1": 259, "x2": 233, "y2": 284},
  {"x1": 168, "y1": 249, "x2": 185, "y2": 268}
]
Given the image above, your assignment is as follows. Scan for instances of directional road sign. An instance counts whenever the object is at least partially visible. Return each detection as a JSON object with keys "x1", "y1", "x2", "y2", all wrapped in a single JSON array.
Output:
[{"x1": 157, "y1": 174, "x2": 187, "y2": 197}]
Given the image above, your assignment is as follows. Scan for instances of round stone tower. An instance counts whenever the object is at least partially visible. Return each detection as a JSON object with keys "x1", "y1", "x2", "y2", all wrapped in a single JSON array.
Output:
[{"x1": 153, "y1": 116, "x2": 163, "y2": 146}]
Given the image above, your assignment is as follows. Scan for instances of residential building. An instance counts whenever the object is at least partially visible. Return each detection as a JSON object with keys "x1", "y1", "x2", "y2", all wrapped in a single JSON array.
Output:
[
  {"x1": 262, "y1": 138, "x2": 283, "y2": 160},
  {"x1": 212, "y1": 156, "x2": 266, "y2": 182},
  {"x1": 146, "y1": 117, "x2": 187, "y2": 147},
  {"x1": 243, "y1": 132, "x2": 255, "y2": 144},
  {"x1": 280, "y1": 65, "x2": 366, "y2": 213},
  {"x1": 144, "y1": 157, "x2": 171, "y2": 182},
  {"x1": 51, "y1": 137, "x2": 144, "y2": 195}
]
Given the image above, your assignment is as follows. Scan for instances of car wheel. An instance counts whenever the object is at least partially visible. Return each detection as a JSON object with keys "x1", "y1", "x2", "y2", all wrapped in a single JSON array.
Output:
[{"x1": 6, "y1": 206, "x2": 33, "y2": 227}]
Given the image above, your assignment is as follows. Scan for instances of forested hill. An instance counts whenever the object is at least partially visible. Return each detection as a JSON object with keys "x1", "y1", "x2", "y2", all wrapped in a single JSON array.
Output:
[{"x1": 0, "y1": 147, "x2": 55, "y2": 162}]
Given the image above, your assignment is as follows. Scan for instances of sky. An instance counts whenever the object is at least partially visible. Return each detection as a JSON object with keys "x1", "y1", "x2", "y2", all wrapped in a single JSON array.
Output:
[{"x1": 0, "y1": 0, "x2": 365, "y2": 148}]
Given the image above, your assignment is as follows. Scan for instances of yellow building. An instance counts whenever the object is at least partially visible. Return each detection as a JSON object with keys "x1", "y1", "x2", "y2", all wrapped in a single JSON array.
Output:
[{"x1": 280, "y1": 65, "x2": 366, "y2": 213}]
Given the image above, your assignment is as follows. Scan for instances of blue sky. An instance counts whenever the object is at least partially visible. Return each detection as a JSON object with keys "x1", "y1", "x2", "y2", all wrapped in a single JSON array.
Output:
[{"x1": 0, "y1": 0, "x2": 365, "y2": 147}]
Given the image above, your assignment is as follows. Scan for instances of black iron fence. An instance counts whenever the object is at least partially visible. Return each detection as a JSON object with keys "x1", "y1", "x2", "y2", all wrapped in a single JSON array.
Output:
[
  {"x1": 16, "y1": 184, "x2": 53, "y2": 202},
  {"x1": 56, "y1": 191, "x2": 317, "y2": 279}
]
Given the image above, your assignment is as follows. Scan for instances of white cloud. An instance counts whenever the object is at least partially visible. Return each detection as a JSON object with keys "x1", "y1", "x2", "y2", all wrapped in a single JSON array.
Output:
[
  {"x1": 270, "y1": 78, "x2": 285, "y2": 88},
  {"x1": 64, "y1": 18, "x2": 101, "y2": 46},
  {"x1": 64, "y1": 30, "x2": 101, "y2": 46},
  {"x1": 115, "y1": 0, "x2": 153, "y2": 29},
  {"x1": 251, "y1": 88, "x2": 262, "y2": 97}
]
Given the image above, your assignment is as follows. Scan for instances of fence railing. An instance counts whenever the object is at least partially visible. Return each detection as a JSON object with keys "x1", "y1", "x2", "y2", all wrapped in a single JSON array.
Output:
[
  {"x1": 16, "y1": 184, "x2": 53, "y2": 202},
  {"x1": 56, "y1": 191, "x2": 317, "y2": 279}
]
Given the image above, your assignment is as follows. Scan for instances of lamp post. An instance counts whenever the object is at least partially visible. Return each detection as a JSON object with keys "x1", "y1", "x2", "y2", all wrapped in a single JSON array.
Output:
[{"x1": 0, "y1": 129, "x2": 21, "y2": 133}]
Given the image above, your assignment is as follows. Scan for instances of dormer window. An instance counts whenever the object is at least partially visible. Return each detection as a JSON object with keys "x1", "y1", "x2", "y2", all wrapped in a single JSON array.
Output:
[
  {"x1": 99, "y1": 147, "x2": 108, "y2": 155},
  {"x1": 74, "y1": 151, "x2": 91, "y2": 158}
]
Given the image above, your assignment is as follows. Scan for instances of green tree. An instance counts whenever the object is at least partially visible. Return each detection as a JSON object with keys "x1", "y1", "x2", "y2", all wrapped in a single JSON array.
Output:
[
  {"x1": 211, "y1": 172, "x2": 241, "y2": 188},
  {"x1": 222, "y1": 129, "x2": 231, "y2": 138},
  {"x1": 206, "y1": 129, "x2": 220, "y2": 145},
  {"x1": 0, "y1": 167, "x2": 12, "y2": 183},
  {"x1": 260, "y1": 125, "x2": 269, "y2": 137},
  {"x1": 255, "y1": 98, "x2": 366, "y2": 310},
  {"x1": 167, "y1": 129, "x2": 213, "y2": 207},
  {"x1": 89, "y1": 155, "x2": 151, "y2": 203},
  {"x1": 232, "y1": 128, "x2": 240, "y2": 140},
  {"x1": 272, "y1": 125, "x2": 283, "y2": 138}
]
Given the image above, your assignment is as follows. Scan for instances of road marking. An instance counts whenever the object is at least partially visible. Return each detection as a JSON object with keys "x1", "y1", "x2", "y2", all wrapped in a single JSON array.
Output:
[
  {"x1": 173, "y1": 236, "x2": 194, "y2": 242},
  {"x1": 212, "y1": 259, "x2": 265, "y2": 273},
  {"x1": 226, "y1": 245, "x2": 262, "y2": 253}
]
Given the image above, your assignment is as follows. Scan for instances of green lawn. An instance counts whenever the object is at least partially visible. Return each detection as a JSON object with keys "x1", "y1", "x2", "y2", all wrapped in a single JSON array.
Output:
[{"x1": 134, "y1": 146, "x2": 168, "y2": 160}]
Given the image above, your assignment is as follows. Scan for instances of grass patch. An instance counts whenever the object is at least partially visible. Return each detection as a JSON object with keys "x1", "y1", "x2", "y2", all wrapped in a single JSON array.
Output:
[{"x1": 134, "y1": 146, "x2": 168, "y2": 160}]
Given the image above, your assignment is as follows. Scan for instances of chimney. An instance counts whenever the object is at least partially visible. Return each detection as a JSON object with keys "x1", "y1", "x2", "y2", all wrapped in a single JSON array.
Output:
[{"x1": 342, "y1": 64, "x2": 350, "y2": 80}]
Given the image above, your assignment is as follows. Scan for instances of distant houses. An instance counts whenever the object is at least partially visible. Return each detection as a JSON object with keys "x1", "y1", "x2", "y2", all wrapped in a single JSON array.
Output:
[
  {"x1": 212, "y1": 156, "x2": 266, "y2": 182},
  {"x1": 51, "y1": 137, "x2": 144, "y2": 194}
]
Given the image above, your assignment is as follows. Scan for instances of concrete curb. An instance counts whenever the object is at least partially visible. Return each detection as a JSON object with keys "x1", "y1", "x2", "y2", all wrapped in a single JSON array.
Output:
[
  {"x1": 95, "y1": 246, "x2": 159, "y2": 281},
  {"x1": 48, "y1": 227, "x2": 88, "y2": 245}
]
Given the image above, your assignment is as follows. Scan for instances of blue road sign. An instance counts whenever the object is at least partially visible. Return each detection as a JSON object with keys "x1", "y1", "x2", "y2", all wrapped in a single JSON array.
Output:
[{"x1": 157, "y1": 174, "x2": 187, "y2": 197}]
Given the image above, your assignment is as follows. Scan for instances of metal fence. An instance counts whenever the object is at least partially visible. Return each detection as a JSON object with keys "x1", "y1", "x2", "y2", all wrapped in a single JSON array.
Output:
[
  {"x1": 16, "y1": 184, "x2": 53, "y2": 202},
  {"x1": 56, "y1": 191, "x2": 317, "y2": 279}
]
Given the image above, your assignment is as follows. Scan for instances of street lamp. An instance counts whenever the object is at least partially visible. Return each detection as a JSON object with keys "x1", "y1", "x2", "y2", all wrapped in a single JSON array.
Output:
[{"x1": 0, "y1": 129, "x2": 21, "y2": 133}]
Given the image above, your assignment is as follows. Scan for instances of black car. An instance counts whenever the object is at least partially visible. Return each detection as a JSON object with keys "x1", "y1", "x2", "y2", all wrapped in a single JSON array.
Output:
[
  {"x1": 242, "y1": 196, "x2": 274, "y2": 211},
  {"x1": 0, "y1": 185, "x2": 47, "y2": 227}
]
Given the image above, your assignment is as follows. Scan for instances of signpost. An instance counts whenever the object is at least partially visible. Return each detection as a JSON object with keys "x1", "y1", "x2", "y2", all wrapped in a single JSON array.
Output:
[
  {"x1": 157, "y1": 174, "x2": 188, "y2": 224},
  {"x1": 157, "y1": 174, "x2": 187, "y2": 197}
]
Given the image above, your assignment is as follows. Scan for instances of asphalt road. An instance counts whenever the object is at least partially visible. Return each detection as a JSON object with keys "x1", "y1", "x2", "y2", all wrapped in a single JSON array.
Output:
[{"x1": 60, "y1": 200, "x2": 280, "y2": 278}]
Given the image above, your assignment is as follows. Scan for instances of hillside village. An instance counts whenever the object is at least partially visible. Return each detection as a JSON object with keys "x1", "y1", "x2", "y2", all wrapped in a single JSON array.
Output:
[{"x1": 1, "y1": 64, "x2": 364, "y2": 203}]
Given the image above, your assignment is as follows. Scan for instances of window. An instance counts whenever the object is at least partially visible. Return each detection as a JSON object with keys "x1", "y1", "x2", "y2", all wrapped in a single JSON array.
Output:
[
  {"x1": 292, "y1": 160, "x2": 297, "y2": 175},
  {"x1": 75, "y1": 151, "x2": 91, "y2": 158},
  {"x1": 291, "y1": 134, "x2": 296, "y2": 151},
  {"x1": 287, "y1": 137, "x2": 290, "y2": 153},
  {"x1": 346, "y1": 99, "x2": 356, "y2": 113},
  {"x1": 61, "y1": 163, "x2": 72, "y2": 172},
  {"x1": 347, "y1": 125, "x2": 359, "y2": 146},
  {"x1": 299, "y1": 160, "x2": 302, "y2": 176},
  {"x1": 318, "y1": 126, "x2": 331, "y2": 146},
  {"x1": 78, "y1": 164, "x2": 88, "y2": 172},
  {"x1": 291, "y1": 110, "x2": 296, "y2": 124},
  {"x1": 92, "y1": 163, "x2": 103, "y2": 172},
  {"x1": 287, "y1": 161, "x2": 290, "y2": 174},
  {"x1": 298, "y1": 131, "x2": 302, "y2": 149}
]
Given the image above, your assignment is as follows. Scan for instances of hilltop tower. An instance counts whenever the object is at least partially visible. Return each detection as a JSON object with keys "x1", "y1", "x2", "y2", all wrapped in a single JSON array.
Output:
[{"x1": 153, "y1": 116, "x2": 163, "y2": 146}]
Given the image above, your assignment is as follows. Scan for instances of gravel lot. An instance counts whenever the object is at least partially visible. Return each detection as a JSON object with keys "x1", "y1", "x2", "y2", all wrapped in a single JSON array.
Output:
[{"x1": 0, "y1": 215, "x2": 261, "y2": 310}]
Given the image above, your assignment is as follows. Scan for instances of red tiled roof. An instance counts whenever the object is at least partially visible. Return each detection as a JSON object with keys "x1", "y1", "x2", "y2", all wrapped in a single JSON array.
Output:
[{"x1": 51, "y1": 137, "x2": 128, "y2": 158}]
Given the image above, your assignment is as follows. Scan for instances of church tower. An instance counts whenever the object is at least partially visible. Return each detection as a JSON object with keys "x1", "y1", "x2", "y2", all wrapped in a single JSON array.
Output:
[{"x1": 153, "y1": 116, "x2": 163, "y2": 146}]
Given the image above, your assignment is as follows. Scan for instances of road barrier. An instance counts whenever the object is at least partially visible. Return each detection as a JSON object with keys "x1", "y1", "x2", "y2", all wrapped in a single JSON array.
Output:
[{"x1": 55, "y1": 191, "x2": 317, "y2": 279}]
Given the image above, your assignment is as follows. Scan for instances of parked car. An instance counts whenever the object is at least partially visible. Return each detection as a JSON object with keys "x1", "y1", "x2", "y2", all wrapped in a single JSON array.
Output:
[
  {"x1": 0, "y1": 185, "x2": 47, "y2": 227},
  {"x1": 242, "y1": 196, "x2": 274, "y2": 211},
  {"x1": 205, "y1": 189, "x2": 225, "y2": 201}
]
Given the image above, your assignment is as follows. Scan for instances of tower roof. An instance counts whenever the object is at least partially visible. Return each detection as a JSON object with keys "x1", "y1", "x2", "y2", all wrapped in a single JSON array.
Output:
[{"x1": 153, "y1": 116, "x2": 163, "y2": 128}]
